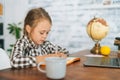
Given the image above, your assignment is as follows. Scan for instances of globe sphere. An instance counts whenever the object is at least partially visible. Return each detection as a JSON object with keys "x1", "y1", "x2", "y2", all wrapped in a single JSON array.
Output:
[{"x1": 87, "y1": 17, "x2": 109, "y2": 41}]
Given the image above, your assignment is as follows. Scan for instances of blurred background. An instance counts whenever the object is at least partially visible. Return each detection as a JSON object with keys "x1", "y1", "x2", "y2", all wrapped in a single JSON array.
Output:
[{"x1": 0, "y1": 0, "x2": 120, "y2": 54}]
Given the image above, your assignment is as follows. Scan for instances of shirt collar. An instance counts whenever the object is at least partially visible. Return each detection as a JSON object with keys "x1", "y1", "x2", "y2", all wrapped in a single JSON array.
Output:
[{"x1": 24, "y1": 35, "x2": 39, "y2": 49}]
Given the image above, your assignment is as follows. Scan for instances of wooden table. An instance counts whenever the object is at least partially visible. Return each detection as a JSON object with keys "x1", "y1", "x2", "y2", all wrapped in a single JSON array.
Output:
[{"x1": 0, "y1": 49, "x2": 120, "y2": 80}]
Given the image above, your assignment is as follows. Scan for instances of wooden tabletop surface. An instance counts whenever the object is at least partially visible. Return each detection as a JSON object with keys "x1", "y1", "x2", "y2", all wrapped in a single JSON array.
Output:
[{"x1": 0, "y1": 49, "x2": 120, "y2": 80}]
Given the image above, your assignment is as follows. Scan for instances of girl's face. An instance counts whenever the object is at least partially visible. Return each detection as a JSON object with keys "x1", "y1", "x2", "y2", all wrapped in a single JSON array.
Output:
[{"x1": 26, "y1": 20, "x2": 51, "y2": 45}]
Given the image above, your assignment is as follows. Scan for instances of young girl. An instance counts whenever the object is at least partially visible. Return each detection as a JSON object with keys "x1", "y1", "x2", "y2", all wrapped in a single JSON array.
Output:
[{"x1": 10, "y1": 7, "x2": 69, "y2": 68}]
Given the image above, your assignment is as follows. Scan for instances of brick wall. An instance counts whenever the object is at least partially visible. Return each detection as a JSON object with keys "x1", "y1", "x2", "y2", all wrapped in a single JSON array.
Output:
[{"x1": 29, "y1": 0, "x2": 120, "y2": 53}]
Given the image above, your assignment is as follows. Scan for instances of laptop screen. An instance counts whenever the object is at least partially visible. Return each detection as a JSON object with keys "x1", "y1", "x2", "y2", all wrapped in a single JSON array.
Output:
[{"x1": 84, "y1": 57, "x2": 120, "y2": 68}]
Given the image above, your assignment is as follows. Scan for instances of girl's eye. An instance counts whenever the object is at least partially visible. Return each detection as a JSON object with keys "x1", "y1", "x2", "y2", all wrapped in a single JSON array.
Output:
[
  {"x1": 46, "y1": 32, "x2": 49, "y2": 34},
  {"x1": 39, "y1": 32, "x2": 49, "y2": 35},
  {"x1": 40, "y1": 32, "x2": 44, "y2": 34}
]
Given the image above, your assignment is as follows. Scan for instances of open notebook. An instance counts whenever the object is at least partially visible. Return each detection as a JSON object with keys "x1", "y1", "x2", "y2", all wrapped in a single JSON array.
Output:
[
  {"x1": 66, "y1": 57, "x2": 80, "y2": 65},
  {"x1": 84, "y1": 56, "x2": 120, "y2": 68}
]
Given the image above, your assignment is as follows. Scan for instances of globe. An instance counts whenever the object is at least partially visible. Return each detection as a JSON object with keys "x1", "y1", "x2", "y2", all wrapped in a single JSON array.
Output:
[{"x1": 86, "y1": 17, "x2": 109, "y2": 54}]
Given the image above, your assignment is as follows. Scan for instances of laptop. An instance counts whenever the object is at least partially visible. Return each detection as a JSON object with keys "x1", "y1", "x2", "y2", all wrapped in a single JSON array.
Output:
[{"x1": 84, "y1": 56, "x2": 120, "y2": 68}]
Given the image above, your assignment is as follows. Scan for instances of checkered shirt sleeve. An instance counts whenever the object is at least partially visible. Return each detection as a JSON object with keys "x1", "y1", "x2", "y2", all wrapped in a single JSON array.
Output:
[
  {"x1": 10, "y1": 39, "x2": 37, "y2": 68},
  {"x1": 41, "y1": 41, "x2": 69, "y2": 55}
]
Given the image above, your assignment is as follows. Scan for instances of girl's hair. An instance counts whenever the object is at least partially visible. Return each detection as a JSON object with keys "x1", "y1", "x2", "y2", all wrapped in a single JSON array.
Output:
[{"x1": 24, "y1": 7, "x2": 52, "y2": 35}]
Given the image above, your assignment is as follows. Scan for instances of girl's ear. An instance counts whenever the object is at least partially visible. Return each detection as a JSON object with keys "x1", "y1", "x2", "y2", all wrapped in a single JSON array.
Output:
[{"x1": 26, "y1": 25, "x2": 31, "y2": 33}]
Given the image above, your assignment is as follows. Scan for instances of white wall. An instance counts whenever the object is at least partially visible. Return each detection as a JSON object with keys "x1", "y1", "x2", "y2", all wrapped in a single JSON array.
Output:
[{"x1": 4, "y1": 0, "x2": 29, "y2": 51}]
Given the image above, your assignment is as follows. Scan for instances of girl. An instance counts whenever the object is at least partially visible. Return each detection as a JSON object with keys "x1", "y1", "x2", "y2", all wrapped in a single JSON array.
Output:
[{"x1": 10, "y1": 7, "x2": 69, "y2": 68}]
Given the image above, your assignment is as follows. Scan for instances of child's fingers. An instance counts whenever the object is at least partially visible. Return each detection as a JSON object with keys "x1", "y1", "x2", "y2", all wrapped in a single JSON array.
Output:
[{"x1": 59, "y1": 53, "x2": 67, "y2": 58}]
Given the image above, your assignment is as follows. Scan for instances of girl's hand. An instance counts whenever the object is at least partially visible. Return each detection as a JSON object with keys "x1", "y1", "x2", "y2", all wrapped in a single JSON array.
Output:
[
  {"x1": 56, "y1": 53, "x2": 67, "y2": 58},
  {"x1": 35, "y1": 53, "x2": 67, "y2": 64},
  {"x1": 47, "y1": 53, "x2": 60, "y2": 57},
  {"x1": 45, "y1": 53, "x2": 67, "y2": 58}
]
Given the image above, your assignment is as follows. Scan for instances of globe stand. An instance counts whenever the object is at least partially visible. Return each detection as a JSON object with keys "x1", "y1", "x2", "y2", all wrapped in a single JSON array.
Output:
[{"x1": 90, "y1": 41, "x2": 101, "y2": 54}]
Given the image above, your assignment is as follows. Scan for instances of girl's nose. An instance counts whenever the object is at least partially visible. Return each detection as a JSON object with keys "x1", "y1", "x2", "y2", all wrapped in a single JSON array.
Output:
[{"x1": 43, "y1": 33, "x2": 47, "y2": 39}]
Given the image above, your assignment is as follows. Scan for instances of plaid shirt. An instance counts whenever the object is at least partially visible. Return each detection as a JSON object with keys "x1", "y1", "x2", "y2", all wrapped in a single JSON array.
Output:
[{"x1": 10, "y1": 35, "x2": 69, "y2": 68}]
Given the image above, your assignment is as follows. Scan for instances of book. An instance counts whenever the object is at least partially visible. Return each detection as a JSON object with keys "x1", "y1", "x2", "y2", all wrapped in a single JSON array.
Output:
[{"x1": 66, "y1": 57, "x2": 80, "y2": 65}]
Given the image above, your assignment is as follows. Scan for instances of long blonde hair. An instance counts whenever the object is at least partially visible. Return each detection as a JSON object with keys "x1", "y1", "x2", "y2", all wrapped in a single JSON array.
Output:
[{"x1": 24, "y1": 7, "x2": 52, "y2": 35}]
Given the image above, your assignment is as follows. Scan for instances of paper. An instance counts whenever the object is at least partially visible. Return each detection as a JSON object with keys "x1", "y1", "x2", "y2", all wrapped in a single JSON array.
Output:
[{"x1": 84, "y1": 54, "x2": 104, "y2": 57}]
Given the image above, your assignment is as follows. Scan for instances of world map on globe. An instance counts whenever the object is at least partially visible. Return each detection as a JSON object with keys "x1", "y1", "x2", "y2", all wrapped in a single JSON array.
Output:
[{"x1": 87, "y1": 17, "x2": 109, "y2": 42}]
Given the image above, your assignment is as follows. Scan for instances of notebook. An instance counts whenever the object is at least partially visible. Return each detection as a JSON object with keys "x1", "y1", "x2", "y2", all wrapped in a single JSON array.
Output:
[
  {"x1": 84, "y1": 56, "x2": 120, "y2": 68},
  {"x1": 66, "y1": 57, "x2": 80, "y2": 65}
]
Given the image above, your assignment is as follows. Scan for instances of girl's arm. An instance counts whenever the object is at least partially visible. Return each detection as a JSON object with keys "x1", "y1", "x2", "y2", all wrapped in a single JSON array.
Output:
[
  {"x1": 41, "y1": 41, "x2": 69, "y2": 56},
  {"x1": 10, "y1": 40, "x2": 36, "y2": 68}
]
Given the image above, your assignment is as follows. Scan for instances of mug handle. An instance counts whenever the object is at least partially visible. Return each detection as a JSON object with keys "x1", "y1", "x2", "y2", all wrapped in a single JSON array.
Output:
[{"x1": 37, "y1": 62, "x2": 46, "y2": 73}]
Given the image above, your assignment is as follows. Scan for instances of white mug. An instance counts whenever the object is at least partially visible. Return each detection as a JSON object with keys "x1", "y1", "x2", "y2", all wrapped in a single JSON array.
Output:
[{"x1": 37, "y1": 57, "x2": 67, "y2": 79}]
